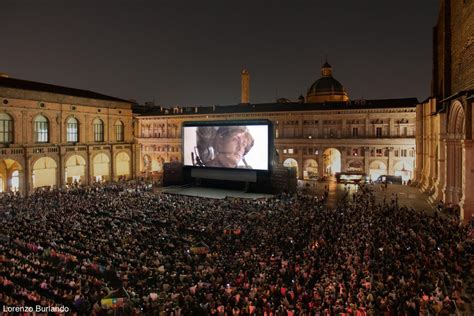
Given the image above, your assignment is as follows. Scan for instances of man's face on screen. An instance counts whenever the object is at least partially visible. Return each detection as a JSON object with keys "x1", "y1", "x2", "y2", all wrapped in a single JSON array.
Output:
[{"x1": 214, "y1": 129, "x2": 251, "y2": 167}]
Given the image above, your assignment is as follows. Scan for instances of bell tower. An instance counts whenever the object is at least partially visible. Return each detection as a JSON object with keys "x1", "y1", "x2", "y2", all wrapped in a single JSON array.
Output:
[{"x1": 241, "y1": 69, "x2": 250, "y2": 104}]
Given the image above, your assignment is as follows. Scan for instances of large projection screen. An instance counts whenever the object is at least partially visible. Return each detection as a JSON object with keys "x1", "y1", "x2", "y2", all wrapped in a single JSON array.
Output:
[{"x1": 183, "y1": 122, "x2": 269, "y2": 171}]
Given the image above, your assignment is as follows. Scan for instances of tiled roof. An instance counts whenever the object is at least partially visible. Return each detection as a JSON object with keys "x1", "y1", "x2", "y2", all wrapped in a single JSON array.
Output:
[
  {"x1": 0, "y1": 76, "x2": 131, "y2": 104},
  {"x1": 133, "y1": 98, "x2": 419, "y2": 116}
]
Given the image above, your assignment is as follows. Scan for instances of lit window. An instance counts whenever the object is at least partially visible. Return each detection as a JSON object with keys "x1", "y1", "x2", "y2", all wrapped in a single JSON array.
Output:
[
  {"x1": 115, "y1": 120, "x2": 124, "y2": 142},
  {"x1": 0, "y1": 113, "x2": 13, "y2": 144},
  {"x1": 403, "y1": 127, "x2": 408, "y2": 136},
  {"x1": 66, "y1": 117, "x2": 79, "y2": 143},
  {"x1": 93, "y1": 118, "x2": 104, "y2": 142},
  {"x1": 288, "y1": 148, "x2": 294, "y2": 154},
  {"x1": 376, "y1": 127, "x2": 382, "y2": 138},
  {"x1": 352, "y1": 127, "x2": 358, "y2": 137},
  {"x1": 34, "y1": 115, "x2": 49, "y2": 143}
]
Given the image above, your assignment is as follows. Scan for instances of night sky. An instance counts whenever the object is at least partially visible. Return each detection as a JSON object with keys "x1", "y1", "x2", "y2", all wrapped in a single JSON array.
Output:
[{"x1": 1, "y1": 1, "x2": 438, "y2": 106}]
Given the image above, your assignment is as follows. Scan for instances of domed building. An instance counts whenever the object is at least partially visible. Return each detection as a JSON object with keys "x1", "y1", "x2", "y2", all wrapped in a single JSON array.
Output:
[{"x1": 306, "y1": 62, "x2": 349, "y2": 103}]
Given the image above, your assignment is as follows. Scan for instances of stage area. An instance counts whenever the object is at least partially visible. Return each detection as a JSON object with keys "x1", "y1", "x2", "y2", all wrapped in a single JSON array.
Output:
[{"x1": 159, "y1": 185, "x2": 273, "y2": 200}]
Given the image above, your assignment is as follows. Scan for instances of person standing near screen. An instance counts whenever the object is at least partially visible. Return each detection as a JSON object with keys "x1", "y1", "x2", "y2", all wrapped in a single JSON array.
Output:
[{"x1": 205, "y1": 126, "x2": 255, "y2": 168}]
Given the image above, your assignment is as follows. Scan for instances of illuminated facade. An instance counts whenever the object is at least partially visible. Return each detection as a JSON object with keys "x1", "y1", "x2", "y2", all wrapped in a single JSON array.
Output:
[
  {"x1": 0, "y1": 75, "x2": 135, "y2": 195},
  {"x1": 0, "y1": 62, "x2": 419, "y2": 196},
  {"x1": 416, "y1": 0, "x2": 474, "y2": 220},
  {"x1": 134, "y1": 63, "x2": 417, "y2": 183}
]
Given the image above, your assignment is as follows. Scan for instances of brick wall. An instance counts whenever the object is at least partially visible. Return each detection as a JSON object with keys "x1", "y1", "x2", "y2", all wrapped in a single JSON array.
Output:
[
  {"x1": 433, "y1": 0, "x2": 474, "y2": 98},
  {"x1": 450, "y1": 0, "x2": 474, "y2": 93}
]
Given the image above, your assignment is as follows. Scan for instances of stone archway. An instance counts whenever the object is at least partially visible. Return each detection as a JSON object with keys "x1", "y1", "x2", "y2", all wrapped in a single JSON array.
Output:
[
  {"x1": 0, "y1": 159, "x2": 22, "y2": 192},
  {"x1": 65, "y1": 154, "x2": 86, "y2": 184},
  {"x1": 369, "y1": 160, "x2": 387, "y2": 181},
  {"x1": 393, "y1": 161, "x2": 414, "y2": 182},
  {"x1": 115, "y1": 151, "x2": 131, "y2": 180},
  {"x1": 303, "y1": 159, "x2": 318, "y2": 180},
  {"x1": 446, "y1": 101, "x2": 466, "y2": 205},
  {"x1": 92, "y1": 153, "x2": 110, "y2": 182},
  {"x1": 323, "y1": 148, "x2": 341, "y2": 176},
  {"x1": 32, "y1": 157, "x2": 57, "y2": 188},
  {"x1": 283, "y1": 158, "x2": 298, "y2": 179}
]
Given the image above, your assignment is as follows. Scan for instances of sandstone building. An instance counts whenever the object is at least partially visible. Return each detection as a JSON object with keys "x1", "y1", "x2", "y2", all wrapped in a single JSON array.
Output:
[
  {"x1": 0, "y1": 75, "x2": 135, "y2": 195},
  {"x1": 134, "y1": 62, "x2": 417, "y2": 183},
  {"x1": 2, "y1": 0, "x2": 471, "y2": 223},
  {"x1": 416, "y1": 0, "x2": 474, "y2": 220}
]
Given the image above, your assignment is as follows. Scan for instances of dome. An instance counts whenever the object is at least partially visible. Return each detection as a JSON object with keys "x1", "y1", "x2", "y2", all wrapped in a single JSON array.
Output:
[
  {"x1": 306, "y1": 62, "x2": 349, "y2": 103},
  {"x1": 308, "y1": 76, "x2": 345, "y2": 94}
]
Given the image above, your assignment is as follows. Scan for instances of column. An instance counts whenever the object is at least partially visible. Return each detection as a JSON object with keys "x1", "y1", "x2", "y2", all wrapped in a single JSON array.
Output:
[
  {"x1": 298, "y1": 118, "x2": 303, "y2": 138},
  {"x1": 434, "y1": 137, "x2": 446, "y2": 202},
  {"x1": 131, "y1": 144, "x2": 136, "y2": 179},
  {"x1": 87, "y1": 147, "x2": 93, "y2": 184},
  {"x1": 444, "y1": 139, "x2": 453, "y2": 203},
  {"x1": 297, "y1": 147, "x2": 303, "y2": 179},
  {"x1": 455, "y1": 141, "x2": 462, "y2": 203},
  {"x1": 18, "y1": 169, "x2": 26, "y2": 196},
  {"x1": 318, "y1": 148, "x2": 324, "y2": 177},
  {"x1": 56, "y1": 154, "x2": 62, "y2": 189},
  {"x1": 26, "y1": 155, "x2": 33, "y2": 195},
  {"x1": 340, "y1": 147, "x2": 346, "y2": 173},
  {"x1": 110, "y1": 147, "x2": 115, "y2": 181},
  {"x1": 461, "y1": 140, "x2": 474, "y2": 221},
  {"x1": 364, "y1": 147, "x2": 370, "y2": 177},
  {"x1": 387, "y1": 147, "x2": 394, "y2": 175}
]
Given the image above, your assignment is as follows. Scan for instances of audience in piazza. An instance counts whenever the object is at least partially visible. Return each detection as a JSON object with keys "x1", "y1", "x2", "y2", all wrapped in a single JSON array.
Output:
[{"x1": 0, "y1": 180, "x2": 472, "y2": 315}]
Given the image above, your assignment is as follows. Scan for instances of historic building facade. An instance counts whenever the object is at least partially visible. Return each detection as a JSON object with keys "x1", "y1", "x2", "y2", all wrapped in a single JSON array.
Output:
[
  {"x1": 0, "y1": 63, "x2": 418, "y2": 196},
  {"x1": 416, "y1": 0, "x2": 474, "y2": 220},
  {"x1": 0, "y1": 75, "x2": 135, "y2": 195},
  {"x1": 134, "y1": 63, "x2": 417, "y2": 183}
]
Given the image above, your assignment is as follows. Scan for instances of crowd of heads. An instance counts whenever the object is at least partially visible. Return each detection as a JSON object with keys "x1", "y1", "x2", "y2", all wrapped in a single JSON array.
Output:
[{"x1": 0, "y1": 181, "x2": 472, "y2": 315}]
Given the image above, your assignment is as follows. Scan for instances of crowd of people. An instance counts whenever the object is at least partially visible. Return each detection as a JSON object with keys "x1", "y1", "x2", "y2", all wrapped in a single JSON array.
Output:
[{"x1": 0, "y1": 181, "x2": 472, "y2": 315}]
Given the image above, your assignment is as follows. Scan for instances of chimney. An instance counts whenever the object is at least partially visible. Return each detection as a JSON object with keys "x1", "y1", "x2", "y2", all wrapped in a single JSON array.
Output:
[{"x1": 241, "y1": 69, "x2": 250, "y2": 104}]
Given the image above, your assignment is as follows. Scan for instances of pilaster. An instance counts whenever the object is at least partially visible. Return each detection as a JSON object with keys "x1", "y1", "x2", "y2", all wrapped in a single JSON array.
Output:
[{"x1": 460, "y1": 140, "x2": 474, "y2": 222}]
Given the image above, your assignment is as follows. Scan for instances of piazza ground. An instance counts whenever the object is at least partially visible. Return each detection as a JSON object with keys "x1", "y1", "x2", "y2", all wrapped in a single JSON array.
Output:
[{"x1": 300, "y1": 180, "x2": 434, "y2": 213}]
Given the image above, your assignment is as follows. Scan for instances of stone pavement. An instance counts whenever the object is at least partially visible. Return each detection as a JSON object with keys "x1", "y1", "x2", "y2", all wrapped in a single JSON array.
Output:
[{"x1": 299, "y1": 179, "x2": 434, "y2": 213}]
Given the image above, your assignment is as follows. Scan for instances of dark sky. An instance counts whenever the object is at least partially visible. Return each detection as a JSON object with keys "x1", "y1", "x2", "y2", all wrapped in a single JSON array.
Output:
[{"x1": 1, "y1": 1, "x2": 439, "y2": 106}]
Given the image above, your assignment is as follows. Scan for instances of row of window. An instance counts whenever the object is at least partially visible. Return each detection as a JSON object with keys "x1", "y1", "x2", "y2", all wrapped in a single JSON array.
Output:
[
  {"x1": 0, "y1": 113, "x2": 124, "y2": 144},
  {"x1": 281, "y1": 119, "x2": 409, "y2": 126},
  {"x1": 142, "y1": 145, "x2": 180, "y2": 152},
  {"x1": 281, "y1": 147, "x2": 415, "y2": 157},
  {"x1": 277, "y1": 126, "x2": 413, "y2": 139}
]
